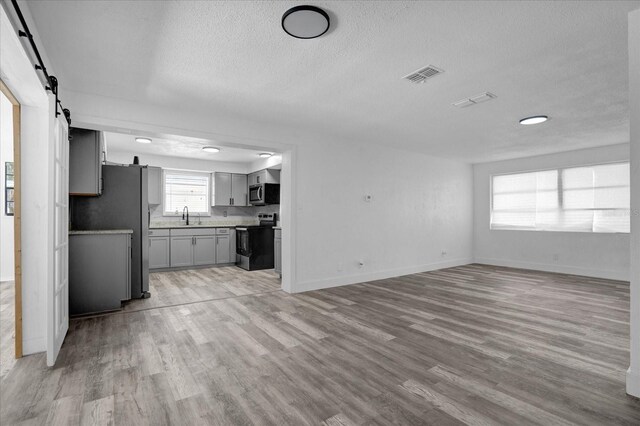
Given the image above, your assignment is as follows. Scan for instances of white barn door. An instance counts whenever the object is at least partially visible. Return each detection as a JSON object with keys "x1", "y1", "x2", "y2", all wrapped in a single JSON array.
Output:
[{"x1": 47, "y1": 115, "x2": 69, "y2": 366}]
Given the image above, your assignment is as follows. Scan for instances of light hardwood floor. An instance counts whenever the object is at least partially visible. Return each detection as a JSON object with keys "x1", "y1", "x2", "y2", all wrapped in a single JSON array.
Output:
[
  {"x1": 123, "y1": 266, "x2": 281, "y2": 313},
  {"x1": 0, "y1": 280, "x2": 16, "y2": 380},
  {"x1": 1, "y1": 264, "x2": 640, "y2": 425}
]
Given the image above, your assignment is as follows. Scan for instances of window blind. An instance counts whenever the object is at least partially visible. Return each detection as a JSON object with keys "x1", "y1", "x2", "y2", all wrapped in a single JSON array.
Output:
[
  {"x1": 490, "y1": 162, "x2": 629, "y2": 233},
  {"x1": 163, "y1": 171, "x2": 210, "y2": 215}
]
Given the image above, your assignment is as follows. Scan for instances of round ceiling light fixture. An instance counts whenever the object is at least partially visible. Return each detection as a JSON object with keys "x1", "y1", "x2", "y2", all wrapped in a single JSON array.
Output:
[
  {"x1": 202, "y1": 146, "x2": 220, "y2": 153},
  {"x1": 519, "y1": 115, "x2": 548, "y2": 125},
  {"x1": 259, "y1": 153, "x2": 273, "y2": 158},
  {"x1": 282, "y1": 5, "x2": 330, "y2": 39},
  {"x1": 135, "y1": 137, "x2": 152, "y2": 144}
]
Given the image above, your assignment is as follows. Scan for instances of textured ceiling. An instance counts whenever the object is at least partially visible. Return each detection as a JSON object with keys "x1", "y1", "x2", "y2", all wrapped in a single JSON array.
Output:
[
  {"x1": 26, "y1": 1, "x2": 640, "y2": 163},
  {"x1": 105, "y1": 131, "x2": 274, "y2": 163}
]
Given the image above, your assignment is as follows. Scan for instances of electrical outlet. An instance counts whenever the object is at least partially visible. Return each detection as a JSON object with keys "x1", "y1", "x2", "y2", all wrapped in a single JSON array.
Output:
[
  {"x1": 364, "y1": 194, "x2": 373, "y2": 202},
  {"x1": 223, "y1": 210, "x2": 228, "y2": 217},
  {"x1": 441, "y1": 249, "x2": 448, "y2": 257}
]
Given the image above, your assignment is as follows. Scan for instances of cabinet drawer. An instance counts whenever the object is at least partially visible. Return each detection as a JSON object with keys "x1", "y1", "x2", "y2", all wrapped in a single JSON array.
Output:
[
  {"x1": 170, "y1": 228, "x2": 216, "y2": 236},
  {"x1": 216, "y1": 228, "x2": 230, "y2": 235},
  {"x1": 149, "y1": 229, "x2": 170, "y2": 237}
]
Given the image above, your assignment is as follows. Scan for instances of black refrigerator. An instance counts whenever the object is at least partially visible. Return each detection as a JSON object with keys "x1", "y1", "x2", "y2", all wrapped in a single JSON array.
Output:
[{"x1": 71, "y1": 164, "x2": 150, "y2": 299}]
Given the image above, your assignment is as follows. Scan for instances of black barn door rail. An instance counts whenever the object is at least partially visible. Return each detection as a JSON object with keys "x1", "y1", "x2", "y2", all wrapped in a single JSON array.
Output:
[{"x1": 11, "y1": 0, "x2": 71, "y2": 125}]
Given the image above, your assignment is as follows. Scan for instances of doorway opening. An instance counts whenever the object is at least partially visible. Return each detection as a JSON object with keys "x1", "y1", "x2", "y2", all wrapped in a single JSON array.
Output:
[
  {"x1": 0, "y1": 80, "x2": 22, "y2": 378},
  {"x1": 67, "y1": 129, "x2": 287, "y2": 317}
]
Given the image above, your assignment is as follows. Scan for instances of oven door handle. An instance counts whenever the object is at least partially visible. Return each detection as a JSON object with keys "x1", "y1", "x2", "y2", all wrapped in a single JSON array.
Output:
[
  {"x1": 236, "y1": 227, "x2": 248, "y2": 231},
  {"x1": 258, "y1": 186, "x2": 263, "y2": 201}
]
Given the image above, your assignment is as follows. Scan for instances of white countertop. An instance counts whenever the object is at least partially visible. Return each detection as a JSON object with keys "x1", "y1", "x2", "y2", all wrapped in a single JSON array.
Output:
[
  {"x1": 69, "y1": 229, "x2": 133, "y2": 235},
  {"x1": 150, "y1": 220, "x2": 258, "y2": 229},
  {"x1": 150, "y1": 224, "x2": 239, "y2": 229}
]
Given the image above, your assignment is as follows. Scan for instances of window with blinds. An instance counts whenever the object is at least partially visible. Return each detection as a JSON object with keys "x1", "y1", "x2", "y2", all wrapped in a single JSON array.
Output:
[
  {"x1": 163, "y1": 170, "x2": 210, "y2": 215},
  {"x1": 490, "y1": 162, "x2": 630, "y2": 233}
]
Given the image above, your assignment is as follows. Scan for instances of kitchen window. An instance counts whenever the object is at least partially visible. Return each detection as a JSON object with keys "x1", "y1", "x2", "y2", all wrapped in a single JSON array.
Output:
[
  {"x1": 163, "y1": 170, "x2": 210, "y2": 215},
  {"x1": 490, "y1": 162, "x2": 630, "y2": 233}
]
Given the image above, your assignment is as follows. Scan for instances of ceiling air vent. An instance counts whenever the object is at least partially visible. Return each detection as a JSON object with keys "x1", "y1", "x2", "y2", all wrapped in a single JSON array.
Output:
[
  {"x1": 402, "y1": 65, "x2": 444, "y2": 84},
  {"x1": 453, "y1": 92, "x2": 497, "y2": 108}
]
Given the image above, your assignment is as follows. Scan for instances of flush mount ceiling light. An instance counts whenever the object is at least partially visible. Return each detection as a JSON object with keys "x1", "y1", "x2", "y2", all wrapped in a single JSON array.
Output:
[
  {"x1": 202, "y1": 146, "x2": 220, "y2": 153},
  {"x1": 282, "y1": 5, "x2": 330, "y2": 39},
  {"x1": 519, "y1": 115, "x2": 548, "y2": 125},
  {"x1": 135, "y1": 137, "x2": 152, "y2": 144},
  {"x1": 259, "y1": 153, "x2": 273, "y2": 158}
]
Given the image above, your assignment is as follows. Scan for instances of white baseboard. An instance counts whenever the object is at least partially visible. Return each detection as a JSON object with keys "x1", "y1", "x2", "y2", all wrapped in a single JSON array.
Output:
[
  {"x1": 627, "y1": 368, "x2": 640, "y2": 398},
  {"x1": 473, "y1": 257, "x2": 629, "y2": 281},
  {"x1": 293, "y1": 257, "x2": 473, "y2": 293},
  {"x1": 22, "y1": 337, "x2": 45, "y2": 356}
]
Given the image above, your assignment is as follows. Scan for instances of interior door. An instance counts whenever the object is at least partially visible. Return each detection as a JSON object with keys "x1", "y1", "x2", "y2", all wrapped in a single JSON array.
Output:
[{"x1": 48, "y1": 114, "x2": 69, "y2": 366}]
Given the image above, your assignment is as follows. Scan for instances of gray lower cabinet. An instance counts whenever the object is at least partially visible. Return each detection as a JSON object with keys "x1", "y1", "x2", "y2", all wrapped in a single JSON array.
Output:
[
  {"x1": 170, "y1": 236, "x2": 195, "y2": 267},
  {"x1": 151, "y1": 227, "x2": 234, "y2": 270},
  {"x1": 216, "y1": 235, "x2": 230, "y2": 263},
  {"x1": 274, "y1": 228, "x2": 282, "y2": 276},
  {"x1": 69, "y1": 232, "x2": 131, "y2": 316},
  {"x1": 149, "y1": 237, "x2": 170, "y2": 269},
  {"x1": 194, "y1": 236, "x2": 216, "y2": 265}
]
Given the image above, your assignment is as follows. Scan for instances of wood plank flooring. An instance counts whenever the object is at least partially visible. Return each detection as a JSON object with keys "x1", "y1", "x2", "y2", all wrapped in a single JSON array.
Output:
[
  {"x1": 0, "y1": 280, "x2": 16, "y2": 379},
  {"x1": 123, "y1": 266, "x2": 281, "y2": 312},
  {"x1": 1, "y1": 264, "x2": 640, "y2": 425}
]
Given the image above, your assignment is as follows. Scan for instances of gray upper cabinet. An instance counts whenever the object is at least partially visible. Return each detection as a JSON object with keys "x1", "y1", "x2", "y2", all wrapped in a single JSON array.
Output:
[
  {"x1": 213, "y1": 172, "x2": 232, "y2": 206},
  {"x1": 231, "y1": 174, "x2": 248, "y2": 206},
  {"x1": 69, "y1": 127, "x2": 104, "y2": 196},
  {"x1": 148, "y1": 166, "x2": 162, "y2": 205},
  {"x1": 194, "y1": 236, "x2": 216, "y2": 265},
  {"x1": 213, "y1": 172, "x2": 247, "y2": 206},
  {"x1": 248, "y1": 169, "x2": 280, "y2": 186}
]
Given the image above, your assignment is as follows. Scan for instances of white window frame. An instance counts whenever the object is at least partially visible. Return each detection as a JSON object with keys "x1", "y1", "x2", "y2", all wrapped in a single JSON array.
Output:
[
  {"x1": 490, "y1": 161, "x2": 630, "y2": 234},
  {"x1": 162, "y1": 169, "x2": 211, "y2": 216}
]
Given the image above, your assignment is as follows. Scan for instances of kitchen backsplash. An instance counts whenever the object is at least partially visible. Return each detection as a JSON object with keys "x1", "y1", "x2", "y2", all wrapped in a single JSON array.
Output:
[{"x1": 149, "y1": 204, "x2": 280, "y2": 227}]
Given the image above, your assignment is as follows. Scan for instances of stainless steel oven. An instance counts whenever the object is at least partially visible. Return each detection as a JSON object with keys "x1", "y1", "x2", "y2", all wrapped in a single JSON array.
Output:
[{"x1": 249, "y1": 183, "x2": 280, "y2": 206}]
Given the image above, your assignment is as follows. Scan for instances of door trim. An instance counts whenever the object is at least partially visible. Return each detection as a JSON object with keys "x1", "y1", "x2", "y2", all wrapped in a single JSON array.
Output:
[{"x1": 0, "y1": 79, "x2": 22, "y2": 358}]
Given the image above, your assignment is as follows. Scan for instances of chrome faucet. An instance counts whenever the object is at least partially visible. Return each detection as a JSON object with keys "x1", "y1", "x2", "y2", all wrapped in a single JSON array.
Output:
[
  {"x1": 196, "y1": 212, "x2": 202, "y2": 225},
  {"x1": 182, "y1": 206, "x2": 189, "y2": 226}
]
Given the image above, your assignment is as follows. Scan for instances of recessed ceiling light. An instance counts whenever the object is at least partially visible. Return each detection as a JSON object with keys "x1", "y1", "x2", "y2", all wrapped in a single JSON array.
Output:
[
  {"x1": 259, "y1": 153, "x2": 273, "y2": 158},
  {"x1": 135, "y1": 137, "x2": 152, "y2": 144},
  {"x1": 202, "y1": 146, "x2": 220, "y2": 153},
  {"x1": 519, "y1": 115, "x2": 548, "y2": 125},
  {"x1": 282, "y1": 5, "x2": 330, "y2": 39}
]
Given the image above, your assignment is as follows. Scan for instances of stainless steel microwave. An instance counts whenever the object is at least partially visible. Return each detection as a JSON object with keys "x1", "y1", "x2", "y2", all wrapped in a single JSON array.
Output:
[{"x1": 249, "y1": 183, "x2": 280, "y2": 205}]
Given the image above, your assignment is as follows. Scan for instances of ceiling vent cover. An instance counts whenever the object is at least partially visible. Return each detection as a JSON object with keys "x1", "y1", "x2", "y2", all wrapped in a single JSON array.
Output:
[
  {"x1": 402, "y1": 65, "x2": 444, "y2": 84},
  {"x1": 453, "y1": 92, "x2": 497, "y2": 108}
]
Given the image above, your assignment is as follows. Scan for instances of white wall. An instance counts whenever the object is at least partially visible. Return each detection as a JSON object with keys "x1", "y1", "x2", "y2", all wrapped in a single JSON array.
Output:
[
  {"x1": 474, "y1": 143, "x2": 630, "y2": 281},
  {"x1": 627, "y1": 7, "x2": 640, "y2": 399},
  {"x1": 0, "y1": 92, "x2": 14, "y2": 281},
  {"x1": 293, "y1": 141, "x2": 473, "y2": 292}
]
